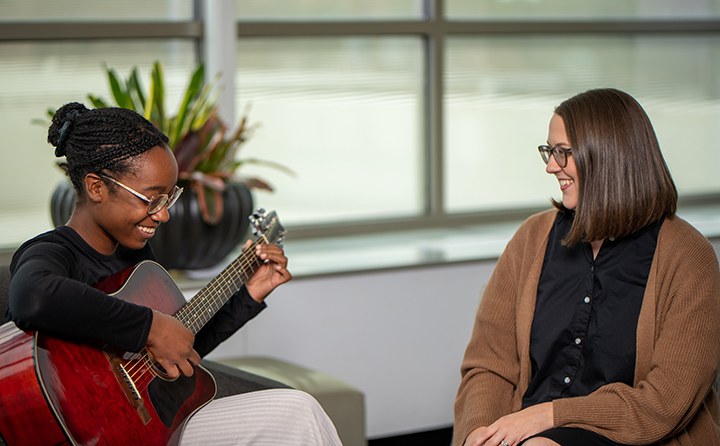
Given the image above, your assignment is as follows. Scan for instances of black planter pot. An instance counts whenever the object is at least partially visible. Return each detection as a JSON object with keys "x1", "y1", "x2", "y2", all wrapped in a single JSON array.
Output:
[
  {"x1": 50, "y1": 181, "x2": 254, "y2": 270},
  {"x1": 50, "y1": 181, "x2": 76, "y2": 228}
]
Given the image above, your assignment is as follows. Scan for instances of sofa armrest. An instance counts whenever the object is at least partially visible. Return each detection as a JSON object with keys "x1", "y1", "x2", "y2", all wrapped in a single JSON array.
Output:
[{"x1": 200, "y1": 359, "x2": 291, "y2": 399}]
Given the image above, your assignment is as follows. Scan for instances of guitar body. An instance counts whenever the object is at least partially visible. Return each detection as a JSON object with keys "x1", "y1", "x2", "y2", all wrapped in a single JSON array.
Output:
[
  {"x1": 0, "y1": 261, "x2": 216, "y2": 446},
  {"x1": 0, "y1": 323, "x2": 71, "y2": 446}
]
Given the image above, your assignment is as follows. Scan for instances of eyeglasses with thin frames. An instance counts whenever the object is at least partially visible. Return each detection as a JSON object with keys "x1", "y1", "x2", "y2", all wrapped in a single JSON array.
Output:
[
  {"x1": 101, "y1": 174, "x2": 183, "y2": 215},
  {"x1": 538, "y1": 145, "x2": 573, "y2": 168}
]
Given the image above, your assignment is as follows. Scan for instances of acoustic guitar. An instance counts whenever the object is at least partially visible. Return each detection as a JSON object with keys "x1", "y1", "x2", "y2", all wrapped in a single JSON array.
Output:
[{"x1": 0, "y1": 209, "x2": 286, "y2": 446}]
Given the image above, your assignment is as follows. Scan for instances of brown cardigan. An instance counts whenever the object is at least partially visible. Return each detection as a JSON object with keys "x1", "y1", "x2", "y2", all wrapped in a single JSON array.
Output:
[{"x1": 454, "y1": 210, "x2": 720, "y2": 445}]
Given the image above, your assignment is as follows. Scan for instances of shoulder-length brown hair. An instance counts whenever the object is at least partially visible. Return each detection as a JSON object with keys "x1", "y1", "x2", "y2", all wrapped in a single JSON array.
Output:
[{"x1": 554, "y1": 88, "x2": 677, "y2": 245}]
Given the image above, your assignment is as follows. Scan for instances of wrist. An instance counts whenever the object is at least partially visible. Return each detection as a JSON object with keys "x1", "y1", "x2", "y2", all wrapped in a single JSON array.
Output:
[
  {"x1": 543, "y1": 401, "x2": 555, "y2": 430},
  {"x1": 244, "y1": 285, "x2": 266, "y2": 304}
]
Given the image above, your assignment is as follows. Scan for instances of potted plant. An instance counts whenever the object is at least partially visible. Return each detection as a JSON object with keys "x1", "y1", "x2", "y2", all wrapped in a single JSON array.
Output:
[{"x1": 49, "y1": 62, "x2": 290, "y2": 270}]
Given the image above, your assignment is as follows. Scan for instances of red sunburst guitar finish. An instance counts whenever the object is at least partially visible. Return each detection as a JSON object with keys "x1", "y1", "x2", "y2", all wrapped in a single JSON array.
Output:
[{"x1": 0, "y1": 209, "x2": 286, "y2": 446}]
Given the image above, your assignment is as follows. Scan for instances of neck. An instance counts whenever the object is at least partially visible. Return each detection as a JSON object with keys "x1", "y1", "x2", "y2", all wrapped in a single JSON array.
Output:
[
  {"x1": 591, "y1": 239, "x2": 603, "y2": 259},
  {"x1": 67, "y1": 210, "x2": 119, "y2": 256}
]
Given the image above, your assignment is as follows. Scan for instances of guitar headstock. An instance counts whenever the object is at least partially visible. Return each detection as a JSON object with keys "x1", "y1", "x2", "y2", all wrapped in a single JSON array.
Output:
[{"x1": 249, "y1": 208, "x2": 287, "y2": 247}]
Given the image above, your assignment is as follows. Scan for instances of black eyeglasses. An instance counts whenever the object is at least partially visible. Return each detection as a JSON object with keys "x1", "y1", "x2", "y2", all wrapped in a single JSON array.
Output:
[
  {"x1": 101, "y1": 175, "x2": 183, "y2": 215},
  {"x1": 538, "y1": 145, "x2": 573, "y2": 168}
]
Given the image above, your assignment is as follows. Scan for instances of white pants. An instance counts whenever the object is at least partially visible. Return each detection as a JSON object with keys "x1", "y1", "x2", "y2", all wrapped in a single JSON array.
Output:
[{"x1": 180, "y1": 389, "x2": 343, "y2": 446}]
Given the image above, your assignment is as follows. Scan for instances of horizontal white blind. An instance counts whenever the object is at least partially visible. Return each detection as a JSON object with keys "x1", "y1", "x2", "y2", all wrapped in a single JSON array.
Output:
[
  {"x1": 447, "y1": 0, "x2": 720, "y2": 20},
  {"x1": 235, "y1": 0, "x2": 424, "y2": 21},
  {"x1": 445, "y1": 34, "x2": 720, "y2": 213},
  {"x1": 0, "y1": 0, "x2": 194, "y2": 21},
  {"x1": 234, "y1": 37, "x2": 425, "y2": 226},
  {"x1": 0, "y1": 40, "x2": 196, "y2": 248}
]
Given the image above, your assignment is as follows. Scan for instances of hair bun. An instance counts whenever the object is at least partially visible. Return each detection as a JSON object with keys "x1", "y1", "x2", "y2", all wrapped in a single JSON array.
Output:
[{"x1": 49, "y1": 102, "x2": 88, "y2": 157}]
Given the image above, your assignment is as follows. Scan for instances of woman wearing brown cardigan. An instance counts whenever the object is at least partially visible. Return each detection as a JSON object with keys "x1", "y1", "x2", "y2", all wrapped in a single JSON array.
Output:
[{"x1": 454, "y1": 89, "x2": 720, "y2": 446}]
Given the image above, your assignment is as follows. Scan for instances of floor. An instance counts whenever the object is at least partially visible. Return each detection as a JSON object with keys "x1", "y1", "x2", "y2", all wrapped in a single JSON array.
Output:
[{"x1": 368, "y1": 426, "x2": 453, "y2": 446}]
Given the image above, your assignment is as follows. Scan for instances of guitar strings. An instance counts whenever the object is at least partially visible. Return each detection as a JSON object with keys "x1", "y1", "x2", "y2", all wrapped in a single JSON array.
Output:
[
  {"x1": 122, "y1": 236, "x2": 269, "y2": 386},
  {"x1": 181, "y1": 238, "x2": 264, "y2": 332},
  {"x1": 178, "y1": 238, "x2": 260, "y2": 326},
  {"x1": 178, "y1": 236, "x2": 266, "y2": 332}
]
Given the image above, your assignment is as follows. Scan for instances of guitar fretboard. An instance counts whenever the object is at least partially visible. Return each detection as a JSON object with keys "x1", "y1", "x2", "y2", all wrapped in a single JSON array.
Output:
[{"x1": 173, "y1": 237, "x2": 267, "y2": 335}]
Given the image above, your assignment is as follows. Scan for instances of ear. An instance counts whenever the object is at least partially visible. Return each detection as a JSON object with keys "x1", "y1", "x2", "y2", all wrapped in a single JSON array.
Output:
[{"x1": 84, "y1": 173, "x2": 105, "y2": 204}]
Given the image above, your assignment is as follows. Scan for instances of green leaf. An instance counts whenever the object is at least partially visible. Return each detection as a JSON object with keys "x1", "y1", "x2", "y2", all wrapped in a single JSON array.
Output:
[
  {"x1": 87, "y1": 94, "x2": 110, "y2": 109},
  {"x1": 144, "y1": 74, "x2": 156, "y2": 122},
  {"x1": 128, "y1": 67, "x2": 146, "y2": 111},
  {"x1": 143, "y1": 62, "x2": 165, "y2": 131},
  {"x1": 107, "y1": 68, "x2": 134, "y2": 111},
  {"x1": 151, "y1": 62, "x2": 165, "y2": 127},
  {"x1": 171, "y1": 64, "x2": 204, "y2": 148},
  {"x1": 31, "y1": 117, "x2": 50, "y2": 127},
  {"x1": 188, "y1": 79, "x2": 218, "y2": 133}
]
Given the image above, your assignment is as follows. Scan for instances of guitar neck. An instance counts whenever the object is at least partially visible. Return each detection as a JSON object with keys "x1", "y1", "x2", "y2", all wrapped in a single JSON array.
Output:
[{"x1": 174, "y1": 237, "x2": 266, "y2": 335}]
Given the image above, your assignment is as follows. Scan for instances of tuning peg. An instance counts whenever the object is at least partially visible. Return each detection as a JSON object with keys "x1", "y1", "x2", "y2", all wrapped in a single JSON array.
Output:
[{"x1": 252, "y1": 208, "x2": 267, "y2": 219}]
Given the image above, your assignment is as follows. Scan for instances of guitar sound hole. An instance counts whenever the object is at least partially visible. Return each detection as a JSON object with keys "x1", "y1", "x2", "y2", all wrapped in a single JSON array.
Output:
[
  {"x1": 152, "y1": 361, "x2": 173, "y2": 380},
  {"x1": 143, "y1": 350, "x2": 176, "y2": 381}
]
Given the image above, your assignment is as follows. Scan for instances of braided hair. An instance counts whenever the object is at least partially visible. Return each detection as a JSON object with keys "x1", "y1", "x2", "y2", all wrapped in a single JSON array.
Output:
[{"x1": 48, "y1": 102, "x2": 170, "y2": 196}]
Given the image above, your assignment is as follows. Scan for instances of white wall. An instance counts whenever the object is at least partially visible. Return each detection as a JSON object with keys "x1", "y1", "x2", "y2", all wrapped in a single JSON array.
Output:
[
  {"x1": 201, "y1": 259, "x2": 497, "y2": 439},
  {"x1": 198, "y1": 237, "x2": 720, "y2": 440}
]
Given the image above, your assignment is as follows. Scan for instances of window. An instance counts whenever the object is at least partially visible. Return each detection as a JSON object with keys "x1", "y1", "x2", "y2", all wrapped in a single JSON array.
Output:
[
  {"x1": 233, "y1": 1, "x2": 720, "y2": 239},
  {"x1": 0, "y1": 1, "x2": 199, "y2": 248},
  {"x1": 0, "y1": 41, "x2": 197, "y2": 247},
  {"x1": 2, "y1": 0, "x2": 719, "y2": 250},
  {"x1": 445, "y1": 34, "x2": 720, "y2": 213},
  {"x1": 234, "y1": 37, "x2": 425, "y2": 225}
]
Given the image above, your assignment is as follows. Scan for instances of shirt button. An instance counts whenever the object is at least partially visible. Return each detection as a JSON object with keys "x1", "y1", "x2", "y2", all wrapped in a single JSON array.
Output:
[
  {"x1": 564, "y1": 376, "x2": 571, "y2": 384},
  {"x1": 584, "y1": 296, "x2": 590, "y2": 304},
  {"x1": 575, "y1": 338, "x2": 582, "y2": 345}
]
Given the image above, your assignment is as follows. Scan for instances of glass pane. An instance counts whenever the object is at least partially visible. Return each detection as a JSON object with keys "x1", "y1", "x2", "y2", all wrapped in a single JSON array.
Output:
[
  {"x1": 0, "y1": 0, "x2": 193, "y2": 22},
  {"x1": 445, "y1": 34, "x2": 720, "y2": 214},
  {"x1": 447, "y1": 0, "x2": 720, "y2": 20},
  {"x1": 236, "y1": 0, "x2": 425, "y2": 21},
  {"x1": 0, "y1": 40, "x2": 196, "y2": 248},
  {"x1": 235, "y1": 37, "x2": 424, "y2": 225}
]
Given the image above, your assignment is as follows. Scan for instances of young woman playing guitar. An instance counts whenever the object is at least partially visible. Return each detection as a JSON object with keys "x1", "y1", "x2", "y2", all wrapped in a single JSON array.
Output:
[{"x1": 1, "y1": 102, "x2": 341, "y2": 446}]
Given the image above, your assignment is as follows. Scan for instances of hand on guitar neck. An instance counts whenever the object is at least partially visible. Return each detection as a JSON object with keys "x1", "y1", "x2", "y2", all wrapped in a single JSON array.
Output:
[
  {"x1": 147, "y1": 310, "x2": 201, "y2": 379},
  {"x1": 244, "y1": 240, "x2": 293, "y2": 304}
]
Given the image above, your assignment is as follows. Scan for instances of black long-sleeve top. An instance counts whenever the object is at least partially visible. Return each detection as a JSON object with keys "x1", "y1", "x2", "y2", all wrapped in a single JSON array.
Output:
[{"x1": 6, "y1": 226, "x2": 265, "y2": 357}]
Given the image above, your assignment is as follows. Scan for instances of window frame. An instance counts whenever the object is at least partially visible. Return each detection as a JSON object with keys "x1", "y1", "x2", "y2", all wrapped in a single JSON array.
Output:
[{"x1": 2, "y1": 0, "x2": 720, "y2": 254}]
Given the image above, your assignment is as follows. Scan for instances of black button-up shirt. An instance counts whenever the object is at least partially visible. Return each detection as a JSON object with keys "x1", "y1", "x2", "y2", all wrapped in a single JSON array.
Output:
[{"x1": 522, "y1": 211, "x2": 662, "y2": 408}]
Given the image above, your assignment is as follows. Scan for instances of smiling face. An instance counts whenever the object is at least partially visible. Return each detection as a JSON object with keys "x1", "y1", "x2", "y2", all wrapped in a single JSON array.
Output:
[
  {"x1": 73, "y1": 145, "x2": 179, "y2": 255},
  {"x1": 104, "y1": 145, "x2": 178, "y2": 252},
  {"x1": 546, "y1": 113, "x2": 578, "y2": 210}
]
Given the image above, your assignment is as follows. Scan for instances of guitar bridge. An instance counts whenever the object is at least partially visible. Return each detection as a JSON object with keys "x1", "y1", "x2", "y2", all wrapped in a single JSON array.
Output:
[{"x1": 103, "y1": 345, "x2": 152, "y2": 425}]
